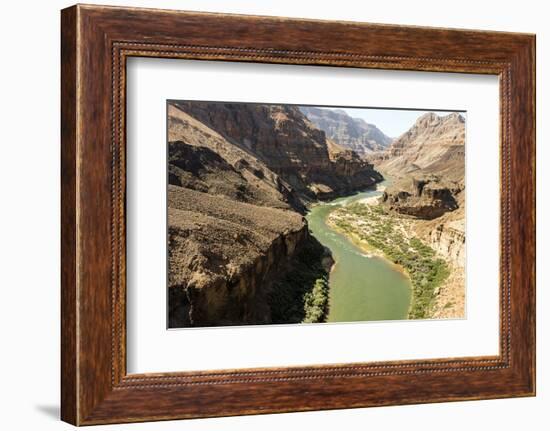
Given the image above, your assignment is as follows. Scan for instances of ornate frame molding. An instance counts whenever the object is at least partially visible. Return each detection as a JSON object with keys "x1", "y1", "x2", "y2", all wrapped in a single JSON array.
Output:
[{"x1": 61, "y1": 5, "x2": 535, "y2": 425}]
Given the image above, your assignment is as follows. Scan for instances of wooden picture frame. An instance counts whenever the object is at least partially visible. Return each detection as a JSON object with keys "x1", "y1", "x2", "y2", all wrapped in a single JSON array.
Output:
[{"x1": 61, "y1": 4, "x2": 536, "y2": 425}]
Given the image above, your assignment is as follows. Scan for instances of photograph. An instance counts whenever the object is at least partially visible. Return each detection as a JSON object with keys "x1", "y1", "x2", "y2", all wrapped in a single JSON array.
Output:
[
  {"x1": 167, "y1": 101, "x2": 466, "y2": 328},
  {"x1": 0, "y1": 0, "x2": 540, "y2": 427}
]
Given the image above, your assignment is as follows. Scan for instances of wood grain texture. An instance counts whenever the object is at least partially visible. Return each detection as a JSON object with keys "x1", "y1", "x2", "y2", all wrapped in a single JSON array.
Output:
[
  {"x1": 60, "y1": 4, "x2": 536, "y2": 425},
  {"x1": 60, "y1": 5, "x2": 78, "y2": 425}
]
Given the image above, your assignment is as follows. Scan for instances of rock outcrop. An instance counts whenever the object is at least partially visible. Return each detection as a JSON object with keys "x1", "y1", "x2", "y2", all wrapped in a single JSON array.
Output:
[
  {"x1": 380, "y1": 175, "x2": 461, "y2": 220},
  {"x1": 300, "y1": 106, "x2": 392, "y2": 155},
  {"x1": 427, "y1": 219, "x2": 465, "y2": 268},
  {"x1": 415, "y1": 210, "x2": 466, "y2": 319}
]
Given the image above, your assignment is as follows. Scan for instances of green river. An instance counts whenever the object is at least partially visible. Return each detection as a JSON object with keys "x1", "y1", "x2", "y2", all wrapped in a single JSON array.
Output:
[{"x1": 305, "y1": 183, "x2": 412, "y2": 322}]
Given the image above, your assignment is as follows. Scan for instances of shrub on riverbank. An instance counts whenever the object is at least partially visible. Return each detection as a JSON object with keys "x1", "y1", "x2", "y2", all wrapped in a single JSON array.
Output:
[
  {"x1": 303, "y1": 278, "x2": 330, "y2": 323},
  {"x1": 268, "y1": 236, "x2": 331, "y2": 324},
  {"x1": 333, "y1": 203, "x2": 449, "y2": 319}
]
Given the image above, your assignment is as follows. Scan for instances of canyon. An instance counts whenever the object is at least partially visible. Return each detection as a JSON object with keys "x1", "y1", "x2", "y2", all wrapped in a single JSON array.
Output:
[
  {"x1": 168, "y1": 103, "x2": 466, "y2": 327},
  {"x1": 167, "y1": 102, "x2": 379, "y2": 327},
  {"x1": 171, "y1": 102, "x2": 382, "y2": 204}
]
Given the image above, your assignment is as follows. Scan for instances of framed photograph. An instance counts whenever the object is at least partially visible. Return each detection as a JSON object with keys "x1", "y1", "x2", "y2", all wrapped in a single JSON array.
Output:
[{"x1": 61, "y1": 4, "x2": 536, "y2": 425}]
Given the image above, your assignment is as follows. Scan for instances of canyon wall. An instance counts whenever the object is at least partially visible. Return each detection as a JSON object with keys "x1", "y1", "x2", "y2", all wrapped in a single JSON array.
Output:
[
  {"x1": 172, "y1": 101, "x2": 383, "y2": 204},
  {"x1": 377, "y1": 112, "x2": 465, "y2": 179},
  {"x1": 426, "y1": 219, "x2": 465, "y2": 268},
  {"x1": 168, "y1": 104, "x2": 303, "y2": 211},
  {"x1": 424, "y1": 215, "x2": 466, "y2": 319},
  {"x1": 300, "y1": 106, "x2": 392, "y2": 155},
  {"x1": 168, "y1": 186, "x2": 311, "y2": 327},
  {"x1": 377, "y1": 113, "x2": 465, "y2": 220}
]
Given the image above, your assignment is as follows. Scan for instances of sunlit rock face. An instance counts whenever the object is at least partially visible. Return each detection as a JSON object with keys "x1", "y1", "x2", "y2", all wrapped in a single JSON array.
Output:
[{"x1": 300, "y1": 106, "x2": 393, "y2": 155}]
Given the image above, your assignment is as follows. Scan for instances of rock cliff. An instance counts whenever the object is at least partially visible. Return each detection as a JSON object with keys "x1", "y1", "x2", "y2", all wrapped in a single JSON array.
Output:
[
  {"x1": 414, "y1": 208, "x2": 466, "y2": 319},
  {"x1": 168, "y1": 186, "x2": 313, "y2": 327},
  {"x1": 172, "y1": 101, "x2": 383, "y2": 204},
  {"x1": 380, "y1": 175, "x2": 461, "y2": 219},
  {"x1": 300, "y1": 106, "x2": 392, "y2": 155},
  {"x1": 427, "y1": 219, "x2": 465, "y2": 268}
]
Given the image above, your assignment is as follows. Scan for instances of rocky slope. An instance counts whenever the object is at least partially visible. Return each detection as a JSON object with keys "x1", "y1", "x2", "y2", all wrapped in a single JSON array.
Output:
[
  {"x1": 167, "y1": 101, "x2": 381, "y2": 327},
  {"x1": 300, "y1": 106, "x2": 392, "y2": 155},
  {"x1": 377, "y1": 113, "x2": 465, "y2": 219},
  {"x1": 168, "y1": 104, "x2": 303, "y2": 211},
  {"x1": 168, "y1": 185, "x2": 310, "y2": 327},
  {"x1": 377, "y1": 112, "x2": 465, "y2": 179},
  {"x1": 172, "y1": 101, "x2": 383, "y2": 202}
]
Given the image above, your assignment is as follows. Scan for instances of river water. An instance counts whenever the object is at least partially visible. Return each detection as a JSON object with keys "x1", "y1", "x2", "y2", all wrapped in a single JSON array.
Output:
[{"x1": 305, "y1": 183, "x2": 412, "y2": 322}]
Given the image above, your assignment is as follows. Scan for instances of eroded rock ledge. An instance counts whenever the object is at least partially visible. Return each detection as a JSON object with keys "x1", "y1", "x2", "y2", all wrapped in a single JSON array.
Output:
[{"x1": 381, "y1": 176, "x2": 462, "y2": 220}]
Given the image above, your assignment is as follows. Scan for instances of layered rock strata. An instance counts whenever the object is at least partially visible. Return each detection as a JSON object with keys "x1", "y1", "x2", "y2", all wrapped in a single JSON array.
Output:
[
  {"x1": 171, "y1": 101, "x2": 383, "y2": 204},
  {"x1": 380, "y1": 176, "x2": 461, "y2": 220},
  {"x1": 300, "y1": 106, "x2": 392, "y2": 154}
]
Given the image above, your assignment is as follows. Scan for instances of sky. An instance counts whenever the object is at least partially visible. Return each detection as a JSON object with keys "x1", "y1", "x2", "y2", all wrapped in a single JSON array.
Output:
[{"x1": 321, "y1": 107, "x2": 464, "y2": 138}]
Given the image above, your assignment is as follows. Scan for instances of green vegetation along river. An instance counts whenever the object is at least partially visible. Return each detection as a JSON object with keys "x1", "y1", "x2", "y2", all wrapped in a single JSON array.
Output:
[{"x1": 305, "y1": 183, "x2": 412, "y2": 322}]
